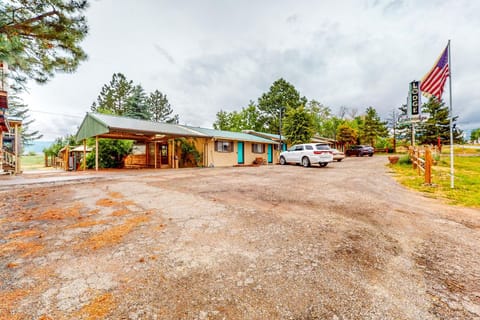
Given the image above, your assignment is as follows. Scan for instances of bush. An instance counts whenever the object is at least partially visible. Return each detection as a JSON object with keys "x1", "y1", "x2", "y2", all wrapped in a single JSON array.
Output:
[
  {"x1": 398, "y1": 154, "x2": 412, "y2": 165},
  {"x1": 176, "y1": 138, "x2": 202, "y2": 167},
  {"x1": 86, "y1": 139, "x2": 133, "y2": 168}
]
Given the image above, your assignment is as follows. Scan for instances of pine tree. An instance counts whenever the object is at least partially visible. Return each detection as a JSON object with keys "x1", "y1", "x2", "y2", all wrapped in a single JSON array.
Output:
[
  {"x1": 91, "y1": 73, "x2": 134, "y2": 115},
  {"x1": 359, "y1": 107, "x2": 388, "y2": 146},
  {"x1": 418, "y1": 98, "x2": 463, "y2": 145},
  {"x1": 0, "y1": 0, "x2": 89, "y2": 85},
  {"x1": 6, "y1": 92, "x2": 42, "y2": 147},
  {"x1": 124, "y1": 85, "x2": 151, "y2": 120},
  {"x1": 146, "y1": 90, "x2": 178, "y2": 123}
]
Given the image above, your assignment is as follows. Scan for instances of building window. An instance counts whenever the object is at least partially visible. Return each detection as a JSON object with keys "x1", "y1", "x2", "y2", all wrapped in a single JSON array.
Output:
[
  {"x1": 215, "y1": 140, "x2": 233, "y2": 152},
  {"x1": 252, "y1": 143, "x2": 265, "y2": 153}
]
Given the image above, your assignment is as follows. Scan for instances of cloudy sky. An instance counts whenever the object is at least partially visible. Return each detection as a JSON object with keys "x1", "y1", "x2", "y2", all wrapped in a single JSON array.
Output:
[{"x1": 19, "y1": 0, "x2": 480, "y2": 140}]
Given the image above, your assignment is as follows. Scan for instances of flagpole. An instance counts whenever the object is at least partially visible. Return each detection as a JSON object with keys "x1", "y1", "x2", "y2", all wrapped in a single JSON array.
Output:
[{"x1": 448, "y1": 40, "x2": 454, "y2": 188}]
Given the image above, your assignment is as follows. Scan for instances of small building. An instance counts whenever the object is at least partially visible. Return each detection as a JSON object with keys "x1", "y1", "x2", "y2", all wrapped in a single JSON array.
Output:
[
  {"x1": 75, "y1": 113, "x2": 279, "y2": 170},
  {"x1": 0, "y1": 115, "x2": 22, "y2": 175}
]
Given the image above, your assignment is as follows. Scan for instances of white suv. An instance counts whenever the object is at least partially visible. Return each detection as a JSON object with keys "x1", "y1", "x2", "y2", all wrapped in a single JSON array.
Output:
[{"x1": 279, "y1": 143, "x2": 333, "y2": 167}]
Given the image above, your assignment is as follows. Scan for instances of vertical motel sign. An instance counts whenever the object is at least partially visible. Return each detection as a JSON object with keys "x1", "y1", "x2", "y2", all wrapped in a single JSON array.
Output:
[{"x1": 409, "y1": 80, "x2": 420, "y2": 122}]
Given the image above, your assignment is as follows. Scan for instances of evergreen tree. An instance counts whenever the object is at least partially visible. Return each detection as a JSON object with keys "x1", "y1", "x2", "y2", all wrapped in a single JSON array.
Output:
[
  {"x1": 418, "y1": 98, "x2": 463, "y2": 145},
  {"x1": 257, "y1": 78, "x2": 307, "y2": 133},
  {"x1": 91, "y1": 73, "x2": 134, "y2": 115},
  {"x1": 282, "y1": 106, "x2": 315, "y2": 145},
  {"x1": 6, "y1": 92, "x2": 42, "y2": 147},
  {"x1": 359, "y1": 106, "x2": 388, "y2": 146},
  {"x1": 471, "y1": 128, "x2": 480, "y2": 143},
  {"x1": 0, "y1": 0, "x2": 89, "y2": 85},
  {"x1": 124, "y1": 85, "x2": 151, "y2": 120},
  {"x1": 146, "y1": 90, "x2": 178, "y2": 123}
]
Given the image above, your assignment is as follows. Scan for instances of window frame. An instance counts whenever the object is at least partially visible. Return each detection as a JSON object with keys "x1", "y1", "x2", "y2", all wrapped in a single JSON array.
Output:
[
  {"x1": 251, "y1": 143, "x2": 265, "y2": 154},
  {"x1": 215, "y1": 140, "x2": 234, "y2": 153}
]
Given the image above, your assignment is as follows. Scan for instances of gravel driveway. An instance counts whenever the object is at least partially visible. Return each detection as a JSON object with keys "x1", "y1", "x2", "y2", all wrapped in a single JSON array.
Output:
[{"x1": 1, "y1": 156, "x2": 479, "y2": 319}]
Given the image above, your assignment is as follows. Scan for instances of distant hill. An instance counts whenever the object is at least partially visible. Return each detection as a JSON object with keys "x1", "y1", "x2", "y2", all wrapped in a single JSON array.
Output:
[{"x1": 23, "y1": 140, "x2": 54, "y2": 155}]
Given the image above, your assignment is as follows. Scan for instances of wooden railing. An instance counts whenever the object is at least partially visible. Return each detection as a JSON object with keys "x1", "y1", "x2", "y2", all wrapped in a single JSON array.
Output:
[
  {"x1": 2, "y1": 149, "x2": 16, "y2": 173},
  {"x1": 408, "y1": 146, "x2": 433, "y2": 185}
]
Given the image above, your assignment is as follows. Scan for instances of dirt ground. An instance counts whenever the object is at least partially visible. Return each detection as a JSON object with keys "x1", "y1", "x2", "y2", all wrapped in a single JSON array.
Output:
[{"x1": 1, "y1": 156, "x2": 479, "y2": 320}]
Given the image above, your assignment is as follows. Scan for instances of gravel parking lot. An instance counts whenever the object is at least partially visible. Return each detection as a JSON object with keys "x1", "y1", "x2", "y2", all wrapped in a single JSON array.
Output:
[{"x1": 1, "y1": 156, "x2": 479, "y2": 319}]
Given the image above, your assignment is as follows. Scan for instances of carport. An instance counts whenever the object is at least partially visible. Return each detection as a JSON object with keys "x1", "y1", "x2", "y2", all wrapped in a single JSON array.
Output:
[{"x1": 75, "y1": 113, "x2": 208, "y2": 171}]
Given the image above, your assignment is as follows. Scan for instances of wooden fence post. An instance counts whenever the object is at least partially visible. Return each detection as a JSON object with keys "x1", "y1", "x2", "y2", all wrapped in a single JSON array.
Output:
[{"x1": 424, "y1": 146, "x2": 432, "y2": 185}]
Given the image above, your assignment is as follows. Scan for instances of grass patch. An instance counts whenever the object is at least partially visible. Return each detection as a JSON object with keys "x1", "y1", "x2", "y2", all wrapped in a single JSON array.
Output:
[
  {"x1": 21, "y1": 154, "x2": 46, "y2": 170},
  {"x1": 390, "y1": 153, "x2": 480, "y2": 207}
]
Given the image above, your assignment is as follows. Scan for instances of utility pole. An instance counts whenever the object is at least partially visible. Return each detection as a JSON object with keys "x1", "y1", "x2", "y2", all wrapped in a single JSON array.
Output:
[{"x1": 279, "y1": 107, "x2": 283, "y2": 151}]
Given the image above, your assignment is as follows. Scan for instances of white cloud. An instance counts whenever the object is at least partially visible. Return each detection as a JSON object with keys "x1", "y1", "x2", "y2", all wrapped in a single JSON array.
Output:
[{"x1": 17, "y1": 0, "x2": 480, "y2": 140}]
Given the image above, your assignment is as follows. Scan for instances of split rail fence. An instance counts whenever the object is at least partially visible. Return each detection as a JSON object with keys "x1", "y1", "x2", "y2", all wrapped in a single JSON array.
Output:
[{"x1": 408, "y1": 146, "x2": 435, "y2": 185}]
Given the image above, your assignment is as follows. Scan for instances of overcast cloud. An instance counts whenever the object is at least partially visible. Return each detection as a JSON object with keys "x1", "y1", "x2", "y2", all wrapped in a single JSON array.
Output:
[{"x1": 19, "y1": 0, "x2": 480, "y2": 140}]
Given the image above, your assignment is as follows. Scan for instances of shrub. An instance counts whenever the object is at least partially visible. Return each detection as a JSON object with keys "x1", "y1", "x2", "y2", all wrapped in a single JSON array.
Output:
[
  {"x1": 398, "y1": 154, "x2": 412, "y2": 165},
  {"x1": 86, "y1": 139, "x2": 133, "y2": 168}
]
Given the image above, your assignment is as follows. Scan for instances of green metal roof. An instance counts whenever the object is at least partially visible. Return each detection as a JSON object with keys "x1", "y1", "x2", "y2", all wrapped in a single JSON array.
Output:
[
  {"x1": 185, "y1": 126, "x2": 278, "y2": 144},
  {"x1": 242, "y1": 130, "x2": 284, "y2": 141},
  {"x1": 75, "y1": 113, "x2": 208, "y2": 142},
  {"x1": 75, "y1": 113, "x2": 278, "y2": 144}
]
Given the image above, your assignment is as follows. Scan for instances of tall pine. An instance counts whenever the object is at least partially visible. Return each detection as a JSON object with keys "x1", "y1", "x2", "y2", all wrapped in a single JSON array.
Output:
[
  {"x1": 0, "y1": 0, "x2": 89, "y2": 85},
  {"x1": 91, "y1": 73, "x2": 134, "y2": 115},
  {"x1": 418, "y1": 98, "x2": 462, "y2": 145},
  {"x1": 146, "y1": 90, "x2": 178, "y2": 123}
]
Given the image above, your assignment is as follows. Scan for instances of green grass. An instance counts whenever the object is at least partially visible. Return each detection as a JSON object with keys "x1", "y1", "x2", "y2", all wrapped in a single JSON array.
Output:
[
  {"x1": 21, "y1": 154, "x2": 47, "y2": 171},
  {"x1": 390, "y1": 153, "x2": 480, "y2": 208}
]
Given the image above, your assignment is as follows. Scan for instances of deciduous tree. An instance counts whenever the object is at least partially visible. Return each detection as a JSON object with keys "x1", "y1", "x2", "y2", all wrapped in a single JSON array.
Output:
[
  {"x1": 257, "y1": 78, "x2": 307, "y2": 133},
  {"x1": 336, "y1": 123, "x2": 358, "y2": 146},
  {"x1": 282, "y1": 106, "x2": 315, "y2": 145}
]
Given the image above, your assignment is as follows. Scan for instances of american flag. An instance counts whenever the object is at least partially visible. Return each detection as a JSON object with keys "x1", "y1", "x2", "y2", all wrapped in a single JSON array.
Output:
[{"x1": 420, "y1": 45, "x2": 450, "y2": 100}]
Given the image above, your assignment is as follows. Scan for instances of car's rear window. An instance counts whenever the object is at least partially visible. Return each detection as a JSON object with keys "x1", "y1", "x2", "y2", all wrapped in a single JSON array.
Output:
[{"x1": 315, "y1": 144, "x2": 330, "y2": 150}]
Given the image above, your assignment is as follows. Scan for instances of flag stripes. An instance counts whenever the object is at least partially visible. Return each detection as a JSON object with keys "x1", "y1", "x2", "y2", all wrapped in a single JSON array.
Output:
[{"x1": 420, "y1": 45, "x2": 450, "y2": 100}]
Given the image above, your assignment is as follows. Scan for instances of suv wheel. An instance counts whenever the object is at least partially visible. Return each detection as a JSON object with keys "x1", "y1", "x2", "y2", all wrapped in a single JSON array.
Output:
[
  {"x1": 279, "y1": 156, "x2": 286, "y2": 165},
  {"x1": 302, "y1": 157, "x2": 310, "y2": 167}
]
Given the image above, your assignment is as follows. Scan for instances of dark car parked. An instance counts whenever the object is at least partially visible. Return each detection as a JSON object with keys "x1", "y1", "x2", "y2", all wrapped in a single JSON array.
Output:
[{"x1": 345, "y1": 145, "x2": 374, "y2": 157}]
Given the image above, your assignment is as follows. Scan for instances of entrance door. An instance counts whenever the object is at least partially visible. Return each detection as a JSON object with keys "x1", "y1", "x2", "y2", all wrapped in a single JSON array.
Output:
[
  {"x1": 237, "y1": 141, "x2": 244, "y2": 164},
  {"x1": 160, "y1": 143, "x2": 168, "y2": 165},
  {"x1": 267, "y1": 144, "x2": 273, "y2": 163}
]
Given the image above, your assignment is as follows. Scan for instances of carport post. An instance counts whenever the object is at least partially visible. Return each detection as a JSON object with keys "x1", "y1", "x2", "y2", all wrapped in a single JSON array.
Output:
[
  {"x1": 154, "y1": 141, "x2": 157, "y2": 169},
  {"x1": 95, "y1": 135, "x2": 99, "y2": 171},
  {"x1": 83, "y1": 139, "x2": 86, "y2": 171}
]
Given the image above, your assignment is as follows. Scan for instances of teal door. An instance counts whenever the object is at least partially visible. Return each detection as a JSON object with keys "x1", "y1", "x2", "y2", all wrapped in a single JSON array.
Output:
[
  {"x1": 267, "y1": 144, "x2": 273, "y2": 163},
  {"x1": 237, "y1": 141, "x2": 244, "y2": 164}
]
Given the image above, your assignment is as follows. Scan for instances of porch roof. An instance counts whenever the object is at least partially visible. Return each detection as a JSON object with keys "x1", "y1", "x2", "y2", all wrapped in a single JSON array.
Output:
[
  {"x1": 75, "y1": 113, "x2": 208, "y2": 142},
  {"x1": 76, "y1": 113, "x2": 279, "y2": 144}
]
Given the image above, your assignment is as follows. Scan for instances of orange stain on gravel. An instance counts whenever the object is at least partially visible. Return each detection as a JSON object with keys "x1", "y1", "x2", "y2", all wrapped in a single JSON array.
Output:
[
  {"x1": 111, "y1": 208, "x2": 130, "y2": 216},
  {"x1": 35, "y1": 203, "x2": 83, "y2": 220},
  {"x1": 0, "y1": 241, "x2": 43, "y2": 258},
  {"x1": 75, "y1": 293, "x2": 115, "y2": 320},
  {"x1": 5, "y1": 229, "x2": 40, "y2": 239},
  {"x1": 108, "y1": 191, "x2": 124, "y2": 199},
  {"x1": 96, "y1": 198, "x2": 118, "y2": 207},
  {"x1": 80, "y1": 216, "x2": 150, "y2": 250},
  {"x1": 67, "y1": 219, "x2": 109, "y2": 229},
  {"x1": 0, "y1": 289, "x2": 29, "y2": 320}
]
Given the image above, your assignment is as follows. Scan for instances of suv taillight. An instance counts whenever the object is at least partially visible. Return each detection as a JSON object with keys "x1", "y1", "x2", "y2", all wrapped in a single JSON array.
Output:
[{"x1": 314, "y1": 151, "x2": 332, "y2": 155}]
